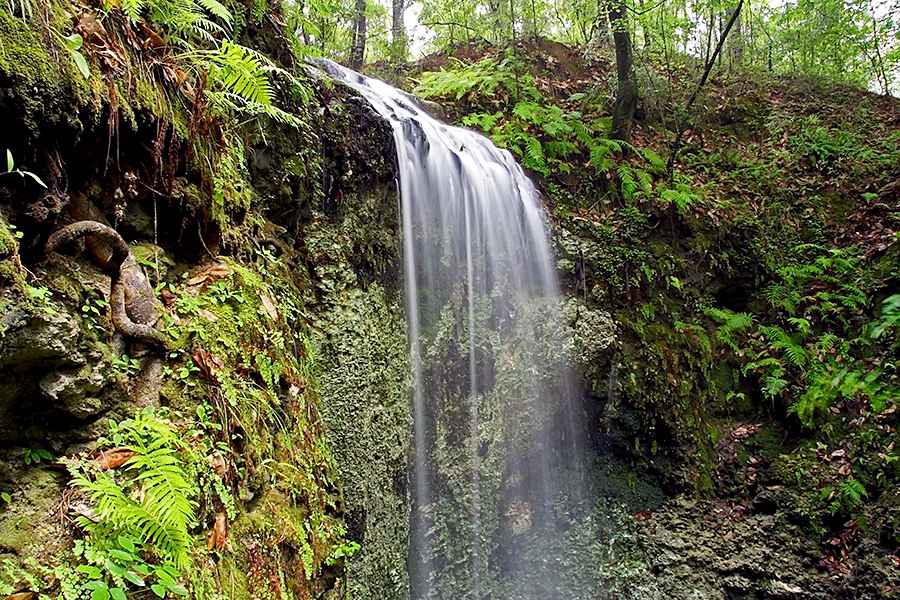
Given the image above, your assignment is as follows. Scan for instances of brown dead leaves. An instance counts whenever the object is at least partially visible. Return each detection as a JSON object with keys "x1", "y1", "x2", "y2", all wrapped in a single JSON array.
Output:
[
  {"x1": 94, "y1": 447, "x2": 136, "y2": 470},
  {"x1": 186, "y1": 262, "x2": 232, "y2": 289},
  {"x1": 207, "y1": 512, "x2": 228, "y2": 551},
  {"x1": 193, "y1": 348, "x2": 225, "y2": 383}
]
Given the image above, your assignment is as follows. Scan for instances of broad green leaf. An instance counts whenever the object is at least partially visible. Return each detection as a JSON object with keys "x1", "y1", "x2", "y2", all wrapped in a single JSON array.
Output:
[
  {"x1": 92, "y1": 586, "x2": 110, "y2": 600},
  {"x1": 5, "y1": 149, "x2": 12, "y2": 172},
  {"x1": 70, "y1": 49, "x2": 91, "y2": 79},
  {"x1": 23, "y1": 171, "x2": 47, "y2": 188},
  {"x1": 63, "y1": 33, "x2": 84, "y2": 51}
]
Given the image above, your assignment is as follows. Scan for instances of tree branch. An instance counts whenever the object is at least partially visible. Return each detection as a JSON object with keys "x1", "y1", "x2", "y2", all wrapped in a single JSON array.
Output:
[{"x1": 666, "y1": 0, "x2": 744, "y2": 179}]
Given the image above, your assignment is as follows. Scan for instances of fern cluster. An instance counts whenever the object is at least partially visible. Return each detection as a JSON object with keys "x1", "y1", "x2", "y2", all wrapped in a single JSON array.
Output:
[
  {"x1": 705, "y1": 244, "x2": 896, "y2": 429},
  {"x1": 414, "y1": 56, "x2": 537, "y2": 102},
  {"x1": 119, "y1": 0, "x2": 234, "y2": 44},
  {"x1": 70, "y1": 410, "x2": 198, "y2": 571},
  {"x1": 418, "y1": 56, "x2": 692, "y2": 212}
]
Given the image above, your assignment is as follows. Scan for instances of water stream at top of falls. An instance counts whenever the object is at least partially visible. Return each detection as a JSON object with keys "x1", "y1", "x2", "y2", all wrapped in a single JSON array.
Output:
[{"x1": 318, "y1": 60, "x2": 593, "y2": 600}]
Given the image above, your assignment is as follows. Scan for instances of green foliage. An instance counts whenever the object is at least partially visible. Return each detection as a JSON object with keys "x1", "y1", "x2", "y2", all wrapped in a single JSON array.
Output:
[
  {"x1": 22, "y1": 447, "x2": 53, "y2": 465},
  {"x1": 414, "y1": 56, "x2": 537, "y2": 102},
  {"x1": 762, "y1": 245, "x2": 868, "y2": 328},
  {"x1": 824, "y1": 477, "x2": 868, "y2": 516},
  {"x1": 70, "y1": 410, "x2": 198, "y2": 570},
  {"x1": 115, "y1": 0, "x2": 233, "y2": 43},
  {"x1": 869, "y1": 294, "x2": 900, "y2": 344},
  {"x1": 194, "y1": 40, "x2": 304, "y2": 127},
  {"x1": 705, "y1": 307, "x2": 754, "y2": 352},
  {"x1": 2, "y1": 148, "x2": 46, "y2": 188}
]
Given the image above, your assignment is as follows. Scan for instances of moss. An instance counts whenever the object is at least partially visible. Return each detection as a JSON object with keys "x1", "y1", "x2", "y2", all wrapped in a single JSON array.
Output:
[
  {"x1": 313, "y1": 271, "x2": 410, "y2": 599},
  {"x1": 0, "y1": 211, "x2": 25, "y2": 293},
  {"x1": 0, "y1": 6, "x2": 96, "y2": 135},
  {"x1": 0, "y1": 10, "x2": 59, "y2": 87}
]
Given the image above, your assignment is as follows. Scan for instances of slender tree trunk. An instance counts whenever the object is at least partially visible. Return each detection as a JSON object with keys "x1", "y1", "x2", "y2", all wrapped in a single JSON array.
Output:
[
  {"x1": 391, "y1": 0, "x2": 407, "y2": 63},
  {"x1": 590, "y1": 0, "x2": 610, "y2": 48},
  {"x1": 350, "y1": 0, "x2": 367, "y2": 69},
  {"x1": 610, "y1": 0, "x2": 637, "y2": 142},
  {"x1": 666, "y1": 0, "x2": 744, "y2": 177},
  {"x1": 728, "y1": 2, "x2": 744, "y2": 67}
]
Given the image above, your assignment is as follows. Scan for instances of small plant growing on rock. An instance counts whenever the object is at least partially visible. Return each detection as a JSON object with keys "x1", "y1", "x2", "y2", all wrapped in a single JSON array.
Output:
[{"x1": 22, "y1": 447, "x2": 53, "y2": 465}]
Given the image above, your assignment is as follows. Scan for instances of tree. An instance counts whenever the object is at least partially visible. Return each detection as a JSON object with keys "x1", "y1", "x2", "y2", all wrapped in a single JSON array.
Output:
[
  {"x1": 392, "y1": 0, "x2": 408, "y2": 62},
  {"x1": 727, "y1": 2, "x2": 744, "y2": 67},
  {"x1": 589, "y1": 0, "x2": 610, "y2": 49},
  {"x1": 350, "y1": 0, "x2": 367, "y2": 69},
  {"x1": 610, "y1": 0, "x2": 637, "y2": 142}
]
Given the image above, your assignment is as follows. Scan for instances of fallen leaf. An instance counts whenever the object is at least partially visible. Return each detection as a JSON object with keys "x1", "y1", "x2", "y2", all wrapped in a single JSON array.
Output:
[
  {"x1": 186, "y1": 262, "x2": 232, "y2": 287},
  {"x1": 192, "y1": 348, "x2": 225, "y2": 382},
  {"x1": 5, "y1": 593, "x2": 36, "y2": 600},
  {"x1": 209, "y1": 453, "x2": 227, "y2": 477},
  {"x1": 95, "y1": 448, "x2": 136, "y2": 470},
  {"x1": 259, "y1": 292, "x2": 278, "y2": 321},
  {"x1": 207, "y1": 512, "x2": 227, "y2": 551}
]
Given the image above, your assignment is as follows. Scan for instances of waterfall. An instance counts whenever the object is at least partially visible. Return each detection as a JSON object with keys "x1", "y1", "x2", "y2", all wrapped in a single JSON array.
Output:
[{"x1": 318, "y1": 60, "x2": 593, "y2": 600}]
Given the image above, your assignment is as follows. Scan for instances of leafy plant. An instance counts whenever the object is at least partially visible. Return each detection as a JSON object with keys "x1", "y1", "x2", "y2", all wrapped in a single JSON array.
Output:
[
  {"x1": 824, "y1": 477, "x2": 868, "y2": 515},
  {"x1": 414, "y1": 56, "x2": 538, "y2": 102},
  {"x1": 705, "y1": 307, "x2": 754, "y2": 352},
  {"x1": 869, "y1": 294, "x2": 900, "y2": 343},
  {"x1": 22, "y1": 447, "x2": 53, "y2": 465},
  {"x1": 70, "y1": 410, "x2": 198, "y2": 570},
  {"x1": 58, "y1": 32, "x2": 90, "y2": 79},
  {"x1": 3, "y1": 149, "x2": 46, "y2": 188}
]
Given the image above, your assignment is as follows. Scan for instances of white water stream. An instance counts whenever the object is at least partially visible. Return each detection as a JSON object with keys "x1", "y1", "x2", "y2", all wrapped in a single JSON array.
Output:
[{"x1": 318, "y1": 60, "x2": 591, "y2": 600}]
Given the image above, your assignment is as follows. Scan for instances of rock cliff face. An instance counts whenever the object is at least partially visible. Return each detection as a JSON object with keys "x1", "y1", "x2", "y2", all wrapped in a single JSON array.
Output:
[{"x1": 0, "y1": 5, "x2": 413, "y2": 597}]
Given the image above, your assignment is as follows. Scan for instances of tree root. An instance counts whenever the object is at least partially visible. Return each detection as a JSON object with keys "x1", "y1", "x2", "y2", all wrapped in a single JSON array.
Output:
[
  {"x1": 46, "y1": 221, "x2": 167, "y2": 347},
  {"x1": 46, "y1": 220, "x2": 167, "y2": 407}
]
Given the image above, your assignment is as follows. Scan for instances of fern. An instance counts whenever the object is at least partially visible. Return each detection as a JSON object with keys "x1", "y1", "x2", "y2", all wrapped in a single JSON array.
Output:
[
  {"x1": 121, "y1": 0, "x2": 148, "y2": 21},
  {"x1": 119, "y1": 0, "x2": 232, "y2": 40},
  {"x1": 705, "y1": 307, "x2": 754, "y2": 352},
  {"x1": 869, "y1": 294, "x2": 900, "y2": 341},
  {"x1": 522, "y1": 135, "x2": 547, "y2": 175},
  {"x1": 206, "y1": 40, "x2": 273, "y2": 104},
  {"x1": 195, "y1": 0, "x2": 233, "y2": 27},
  {"x1": 414, "y1": 57, "x2": 538, "y2": 102},
  {"x1": 830, "y1": 478, "x2": 867, "y2": 514},
  {"x1": 71, "y1": 412, "x2": 198, "y2": 569},
  {"x1": 760, "y1": 325, "x2": 808, "y2": 367},
  {"x1": 462, "y1": 112, "x2": 503, "y2": 133}
]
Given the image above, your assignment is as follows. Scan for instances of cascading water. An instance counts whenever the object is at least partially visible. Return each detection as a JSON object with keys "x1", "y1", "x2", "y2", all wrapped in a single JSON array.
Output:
[{"x1": 319, "y1": 60, "x2": 594, "y2": 600}]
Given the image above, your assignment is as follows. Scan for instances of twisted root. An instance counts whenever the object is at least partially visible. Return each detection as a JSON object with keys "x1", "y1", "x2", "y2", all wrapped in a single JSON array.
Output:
[{"x1": 46, "y1": 221, "x2": 167, "y2": 348}]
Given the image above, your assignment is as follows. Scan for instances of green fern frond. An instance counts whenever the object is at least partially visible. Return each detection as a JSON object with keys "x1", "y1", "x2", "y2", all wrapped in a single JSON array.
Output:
[
  {"x1": 207, "y1": 91, "x2": 303, "y2": 127},
  {"x1": 588, "y1": 143, "x2": 614, "y2": 172},
  {"x1": 196, "y1": 0, "x2": 233, "y2": 27},
  {"x1": 71, "y1": 412, "x2": 197, "y2": 569},
  {"x1": 121, "y1": 0, "x2": 148, "y2": 20},
  {"x1": 617, "y1": 164, "x2": 637, "y2": 200},
  {"x1": 522, "y1": 135, "x2": 547, "y2": 175},
  {"x1": 787, "y1": 316, "x2": 811, "y2": 336},
  {"x1": 206, "y1": 40, "x2": 273, "y2": 105}
]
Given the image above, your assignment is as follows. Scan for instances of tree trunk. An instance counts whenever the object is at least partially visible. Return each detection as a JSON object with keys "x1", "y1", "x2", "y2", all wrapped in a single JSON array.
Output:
[
  {"x1": 590, "y1": 0, "x2": 610, "y2": 48},
  {"x1": 727, "y1": 3, "x2": 744, "y2": 67},
  {"x1": 350, "y1": 0, "x2": 367, "y2": 69},
  {"x1": 391, "y1": 0, "x2": 407, "y2": 63},
  {"x1": 610, "y1": 0, "x2": 637, "y2": 142}
]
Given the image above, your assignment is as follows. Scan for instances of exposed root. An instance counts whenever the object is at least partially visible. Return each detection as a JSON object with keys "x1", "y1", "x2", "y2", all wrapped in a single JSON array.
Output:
[
  {"x1": 45, "y1": 220, "x2": 168, "y2": 406},
  {"x1": 46, "y1": 221, "x2": 166, "y2": 347}
]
